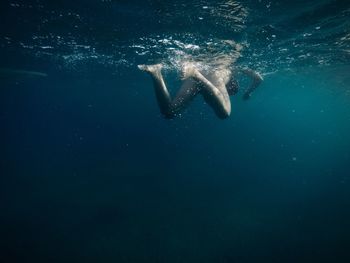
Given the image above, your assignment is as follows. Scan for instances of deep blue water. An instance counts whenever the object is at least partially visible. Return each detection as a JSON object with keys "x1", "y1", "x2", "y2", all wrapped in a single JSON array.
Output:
[{"x1": 1, "y1": 0, "x2": 350, "y2": 262}]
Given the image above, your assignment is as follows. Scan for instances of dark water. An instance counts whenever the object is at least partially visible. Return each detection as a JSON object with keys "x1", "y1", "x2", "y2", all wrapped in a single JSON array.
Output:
[{"x1": 1, "y1": 0, "x2": 350, "y2": 262}]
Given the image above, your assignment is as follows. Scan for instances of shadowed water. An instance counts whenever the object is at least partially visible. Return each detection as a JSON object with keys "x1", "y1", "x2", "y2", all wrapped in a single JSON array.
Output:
[{"x1": 1, "y1": 1, "x2": 350, "y2": 262}]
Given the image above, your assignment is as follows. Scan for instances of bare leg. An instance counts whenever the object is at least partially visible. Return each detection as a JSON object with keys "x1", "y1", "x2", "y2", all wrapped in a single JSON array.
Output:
[
  {"x1": 170, "y1": 78, "x2": 201, "y2": 114},
  {"x1": 182, "y1": 63, "x2": 232, "y2": 118},
  {"x1": 138, "y1": 64, "x2": 201, "y2": 118},
  {"x1": 139, "y1": 63, "x2": 232, "y2": 119},
  {"x1": 138, "y1": 64, "x2": 172, "y2": 117}
]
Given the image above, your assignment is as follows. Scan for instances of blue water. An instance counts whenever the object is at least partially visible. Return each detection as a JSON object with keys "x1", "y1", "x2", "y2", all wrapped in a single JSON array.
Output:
[{"x1": 1, "y1": 0, "x2": 350, "y2": 262}]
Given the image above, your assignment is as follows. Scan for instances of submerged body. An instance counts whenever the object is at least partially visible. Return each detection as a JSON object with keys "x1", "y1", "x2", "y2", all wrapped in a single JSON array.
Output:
[{"x1": 139, "y1": 60, "x2": 263, "y2": 119}]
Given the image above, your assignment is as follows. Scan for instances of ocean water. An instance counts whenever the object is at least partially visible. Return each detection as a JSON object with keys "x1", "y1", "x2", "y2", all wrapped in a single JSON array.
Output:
[{"x1": 1, "y1": 0, "x2": 350, "y2": 262}]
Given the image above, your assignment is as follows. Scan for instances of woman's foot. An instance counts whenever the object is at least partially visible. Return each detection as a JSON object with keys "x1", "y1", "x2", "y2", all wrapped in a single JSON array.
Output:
[
  {"x1": 180, "y1": 62, "x2": 199, "y2": 80},
  {"x1": 138, "y1": 64, "x2": 163, "y2": 75}
]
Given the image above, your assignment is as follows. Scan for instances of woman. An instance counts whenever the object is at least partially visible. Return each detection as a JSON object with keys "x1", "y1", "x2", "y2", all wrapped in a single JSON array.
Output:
[{"x1": 138, "y1": 59, "x2": 263, "y2": 119}]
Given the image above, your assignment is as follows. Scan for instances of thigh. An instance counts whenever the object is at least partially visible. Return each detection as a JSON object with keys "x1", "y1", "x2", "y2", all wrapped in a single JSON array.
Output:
[
  {"x1": 171, "y1": 78, "x2": 201, "y2": 112},
  {"x1": 204, "y1": 69, "x2": 231, "y2": 103},
  {"x1": 200, "y1": 70, "x2": 232, "y2": 118}
]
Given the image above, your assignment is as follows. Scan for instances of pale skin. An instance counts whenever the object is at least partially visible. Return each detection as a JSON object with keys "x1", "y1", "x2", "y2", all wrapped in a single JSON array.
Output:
[{"x1": 138, "y1": 62, "x2": 263, "y2": 119}]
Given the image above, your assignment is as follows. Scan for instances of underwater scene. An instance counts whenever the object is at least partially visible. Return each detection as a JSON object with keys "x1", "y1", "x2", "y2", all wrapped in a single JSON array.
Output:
[{"x1": 1, "y1": 0, "x2": 350, "y2": 262}]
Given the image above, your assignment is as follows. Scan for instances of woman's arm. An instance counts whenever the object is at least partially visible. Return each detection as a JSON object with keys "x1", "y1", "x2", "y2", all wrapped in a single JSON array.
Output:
[{"x1": 239, "y1": 68, "x2": 263, "y2": 100}]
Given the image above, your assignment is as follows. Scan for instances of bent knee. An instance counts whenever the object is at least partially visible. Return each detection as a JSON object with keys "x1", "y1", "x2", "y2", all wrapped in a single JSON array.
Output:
[
  {"x1": 163, "y1": 113, "x2": 175, "y2": 119},
  {"x1": 218, "y1": 110, "x2": 230, "y2": 119},
  {"x1": 214, "y1": 107, "x2": 231, "y2": 119},
  {"x1": 222, "y1": 104, "x2": 231, "y2": 118},
  {"x1": 161, "y1": 109, "x2": 176, "y2": 119},
  {"x1": 220, "y1": 102, "x2": 231, "y2": 118}
]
